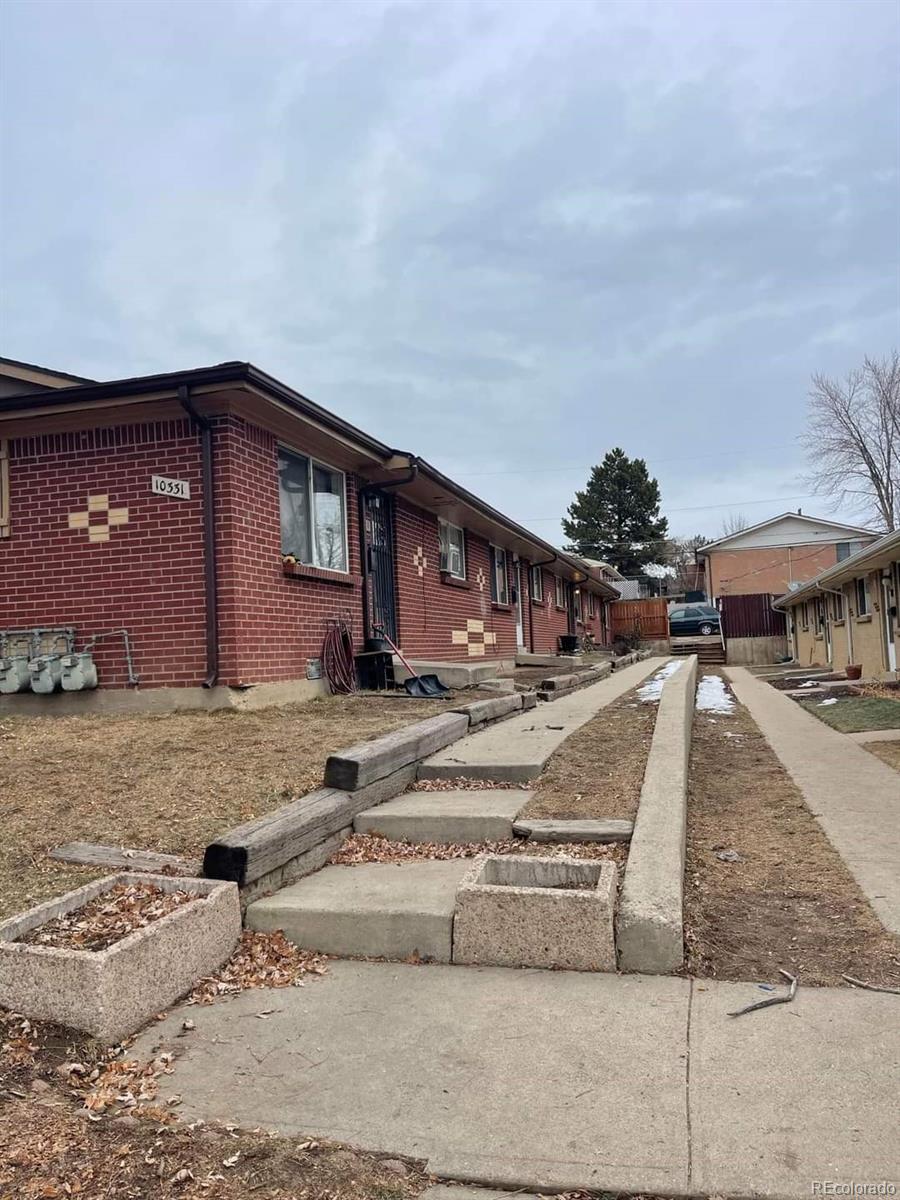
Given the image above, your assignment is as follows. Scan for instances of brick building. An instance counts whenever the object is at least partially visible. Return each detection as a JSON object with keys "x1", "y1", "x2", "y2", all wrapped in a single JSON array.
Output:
[
  {"x1": 698, "y1": 512, "x2": 879, "y2": 601},
  {"x1": 0, "y1": 357, "x2": 617, "y2": 704}
]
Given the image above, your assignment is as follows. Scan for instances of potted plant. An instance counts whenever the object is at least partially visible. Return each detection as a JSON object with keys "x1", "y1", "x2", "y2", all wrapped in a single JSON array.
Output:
[{"x1": 846, "y1": 664, "x2": 863, "y2": 680}]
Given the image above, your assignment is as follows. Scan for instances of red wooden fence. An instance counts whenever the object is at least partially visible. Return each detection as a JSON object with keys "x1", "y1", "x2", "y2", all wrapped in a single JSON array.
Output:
[{"x1": 609, "y1": 598, "x2": 669, "y2": 640}]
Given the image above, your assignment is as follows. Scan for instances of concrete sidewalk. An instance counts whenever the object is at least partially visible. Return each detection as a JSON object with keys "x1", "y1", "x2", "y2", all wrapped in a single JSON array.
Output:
[
  {"x1": 726, "y1": 667, "x2": 900, "y2": 936},
  {"x1": 419, "y1": 656, "x2": 666, "y2": 781},
  {"x1": 134, "y1": 960, "x2": 899, "y2": 1197}
]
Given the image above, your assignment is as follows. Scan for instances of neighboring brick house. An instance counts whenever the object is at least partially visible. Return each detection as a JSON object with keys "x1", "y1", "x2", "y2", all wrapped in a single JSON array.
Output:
[
  {"x1": 0, "y1": 357, "x2": 617, "y2": 703},
  {"x1": 698, "y1": 512, "x2": 879, "y2": 601},
  {"x1": 773, "y1": 529, "x2": 900, "y2": 679}
]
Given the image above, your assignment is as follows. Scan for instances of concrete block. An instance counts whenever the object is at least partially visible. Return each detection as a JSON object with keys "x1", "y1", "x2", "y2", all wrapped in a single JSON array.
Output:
[
  {"x1": 617, "y1": 656, "x2": 697, "y2": 974},
  {"x1": 451, "y1": 693, "x2": 523, "y2": 727},
  {"x1": 0, "y1": 874, "x2": 240, "y2": 1043},
  {"x1": 324, "y1": 712, "x2": 469, "y2": 791},
  {"x1": 520, "y1": 692, "x2": 538, "y2": 711},
  {"x1": 393, "y1": 659, "x2": 512, "y2": 687},
  {"x1": 539, "y1": 672, "x2": 581, "y2": 690},
  {"x1": 513, "y1": 818, "x2": 633, "y2": 843},
  {"x1": 536, "y1": 684, "x2": 579, "y2": 702},
  {"x1": 421, "y1": 1189, "x2": 541, "y2": 1200},
  {"x1": 247, "y1": 860, "x2": 468, "y2": 962},
  {"x1": 453, "y1": 854, "x2": 617, "y2": 971},
  {"x1": 354, "y1": 790, "x2": 528, "y2": 844}
]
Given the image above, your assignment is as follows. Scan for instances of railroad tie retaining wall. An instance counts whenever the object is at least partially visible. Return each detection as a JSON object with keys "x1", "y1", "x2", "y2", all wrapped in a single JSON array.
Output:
[{"x1": 616, "y1": 654, "x2": 697, "y2": 974}]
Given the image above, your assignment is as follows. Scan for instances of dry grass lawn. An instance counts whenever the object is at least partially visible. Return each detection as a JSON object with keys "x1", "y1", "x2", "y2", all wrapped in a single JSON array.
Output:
[
  {"x1": 685, "y1": 673, "x2": 900, "y2": 987},
  {"x1": 864, "y1": 740, "x2": 900, "y2": 772},
  {"x1": 518, "y1": 684, "x2": 656, "y2": 821},
  {"x1": 0, "y1": 693, "x2": 475, "y2": 920}
]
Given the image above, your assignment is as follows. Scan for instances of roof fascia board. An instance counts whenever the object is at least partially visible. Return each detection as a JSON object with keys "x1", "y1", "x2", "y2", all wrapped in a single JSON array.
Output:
[{"x1": 700, "y1": 512, "x2": 877, "y2": 553}]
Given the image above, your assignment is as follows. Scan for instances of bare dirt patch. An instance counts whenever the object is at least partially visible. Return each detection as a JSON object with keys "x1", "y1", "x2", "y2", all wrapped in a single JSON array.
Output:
[
  {"x1": 864, "y1": 741, "x2": 900, "y2": 772},
  {"x1": 685, "y1": 673, "x2": 900, "y2": 987},
  {"x1": 18, "y1": 882, "x2": 199, "y2": 952},
  {"x1": 0, "y1": 692, "x2": 482, "y2": 921},
  {"x1": 517, "y1": 686, "x2": 656, "y2": 821}
]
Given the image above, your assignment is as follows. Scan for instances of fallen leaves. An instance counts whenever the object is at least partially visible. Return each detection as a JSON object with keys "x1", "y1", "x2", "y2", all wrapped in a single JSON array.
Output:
[
  {"x1": 330, "y1": 832, "x2": 624, "y2": 866},
  {"x1": 188, "y1": 931, "x2": 328, "y2": 1004},
  {"x1": 19, "y1": 882, "x2": 200, "y2": 952}
]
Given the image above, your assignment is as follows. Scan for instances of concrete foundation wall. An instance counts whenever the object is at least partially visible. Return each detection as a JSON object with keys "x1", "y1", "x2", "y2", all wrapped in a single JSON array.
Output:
[
  {"x1": 617, "y1": 655, "x2": 697, "y2": 974},
  {"x1": 725, "y1": 635, "x2": 788, "y2": 666}
]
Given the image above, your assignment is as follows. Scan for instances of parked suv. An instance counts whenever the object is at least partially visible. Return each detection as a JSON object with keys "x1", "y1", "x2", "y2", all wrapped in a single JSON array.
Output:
[{"x1": 669, "y1": 604, "x2": 720, "y2": 637}]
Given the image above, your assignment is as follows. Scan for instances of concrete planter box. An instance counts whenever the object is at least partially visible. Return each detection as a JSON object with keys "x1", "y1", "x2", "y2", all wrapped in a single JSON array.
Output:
[
  {"x1": 453, "y1": 854, "x2": 617, "y2": 972},
  {"x1": 0, "y1": 873, "x2": 241, "y2": 1043}
]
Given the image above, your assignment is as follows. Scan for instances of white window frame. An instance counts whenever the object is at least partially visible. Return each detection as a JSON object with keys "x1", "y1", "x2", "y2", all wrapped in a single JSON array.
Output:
[
  {"x1": 439, "y1": 519, "x2": 466, "y2": 579},
  {"x1": 530, "y1": 564, "x2": 542, "y2": 601},
  {"x1": 490, "y1": 545, "x2": 509, "y2": 605},
  {"x1": 856, "y1": 575, "x2": 870, "y2": 616},
  {"x1": 832, "y1": 590, "x2": 844, "y2": 621},
  {"x1": 555, "y1": 575, "x2": 566, "y2": 609},
  {"x1": 278, "y1": 445, "x2": 349, "y2": 572},
  {"x1": 588, "y1": 591, "x2": 595, "y2": 618}
]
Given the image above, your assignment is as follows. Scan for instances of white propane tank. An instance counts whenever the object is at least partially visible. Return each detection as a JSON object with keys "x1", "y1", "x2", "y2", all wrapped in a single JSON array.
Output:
[
  {"x1": 0, "y1": 656, "x2": 31, "y2": 693},
  {"x1": 28, "y1": 655, "x2": 62, "y2": 693},
  {"x1": 60, "y1": 651, "x2": 98, "y2": 691}
]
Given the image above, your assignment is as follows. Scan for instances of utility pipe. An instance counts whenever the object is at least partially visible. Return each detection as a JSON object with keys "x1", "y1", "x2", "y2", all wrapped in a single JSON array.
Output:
[{"x1": 178, "y1": 385, "x2": 219, "y2": 688}]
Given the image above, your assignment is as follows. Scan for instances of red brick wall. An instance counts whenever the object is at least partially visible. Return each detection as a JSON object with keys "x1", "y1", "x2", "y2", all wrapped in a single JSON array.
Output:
[
  {"x1": 212, "y1": 416, "x2": 364, "y2": 686},
  {"x1": 1, "y1": 421, "x2": 207, "y2": 686},
  {"x1": 393, "y1": 498, "x2": 518, "y2": 661},
  {"x1": 2, "y1": 413, "x2": 612, "y2": 688}
]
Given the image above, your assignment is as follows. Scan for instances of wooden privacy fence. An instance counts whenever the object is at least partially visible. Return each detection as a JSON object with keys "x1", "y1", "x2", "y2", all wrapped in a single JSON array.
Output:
[
  {"x1": 609, "y1": 598, "x2": 669, "y2": 640},
  {"x1": 717, "y1": 593, "x2": 786, "y2": 639}
]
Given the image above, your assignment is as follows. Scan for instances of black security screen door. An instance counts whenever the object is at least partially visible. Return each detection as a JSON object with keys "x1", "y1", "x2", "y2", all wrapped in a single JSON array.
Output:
[{"x1": 363, "y1": 489, "x2": 398, "y2": 643}]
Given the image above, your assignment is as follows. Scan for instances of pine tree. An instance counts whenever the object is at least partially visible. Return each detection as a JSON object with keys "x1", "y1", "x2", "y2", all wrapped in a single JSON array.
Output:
[{"x1": 562, "y1": 448, "x2": 669, "y2": 576}]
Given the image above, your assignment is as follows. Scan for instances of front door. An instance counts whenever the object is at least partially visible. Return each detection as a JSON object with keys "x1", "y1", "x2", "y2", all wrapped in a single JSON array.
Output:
[
  {"x1": 883, "y1": 574, "x2": 897, "y2": 672},
  {"x1": 362, "y1": 490, "x2": 398, "y2": 643},
  {"x1": 513, "y1": 561, "x2": 525, "y2": 648}
]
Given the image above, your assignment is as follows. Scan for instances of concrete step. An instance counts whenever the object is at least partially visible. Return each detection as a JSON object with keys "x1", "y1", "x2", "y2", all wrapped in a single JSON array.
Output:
[
  {"x1": 246, "y1": 860, "x2": 468, "y2": 962},
  {"x1": 354, "y1": 789, "x2": 530, "y2": 844},
  {"x1": 513, "y1": 818, "x2": 633, "y2": 843}
]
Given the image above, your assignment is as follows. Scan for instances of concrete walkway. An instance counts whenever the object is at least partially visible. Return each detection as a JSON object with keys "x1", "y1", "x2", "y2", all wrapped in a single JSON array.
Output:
[
  {"x1": 726, "y1": 667, "x2": 900, "y2": 936},
  {"x1": 419, "y1": 656, "x2": 666, "y2": 781},
  {"x1": 848, "y1": 728, "x2": 900, "y2": 744},
  {"x1": 134, "y1": 960, "x2": 900, "y2": 1198}
]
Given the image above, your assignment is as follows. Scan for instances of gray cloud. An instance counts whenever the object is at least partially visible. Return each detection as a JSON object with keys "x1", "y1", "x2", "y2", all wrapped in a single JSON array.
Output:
[{"x1": 2, "y1": 0, "x2": 897, "y2": 537}]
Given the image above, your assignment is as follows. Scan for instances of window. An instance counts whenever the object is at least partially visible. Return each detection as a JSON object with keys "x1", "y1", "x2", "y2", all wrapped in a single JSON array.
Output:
[
  {"x1": 555, "y1": 576, "x2": 566, "y2": 608},
  {"x1": 588, "y1": 591, "x2": 595, "y2": 618},
  {"x1": 836, "y1": 540, "x2": 866, "y2": 562},
  {"x1": 278, "y1": 448, "x2": 347, "y2": 571},
  {"x1": 856, "y1": 576, "x2": 870, "y2": 616},
  {"x1": 490, "y1": 545, "x2": 508, "y2": 604},
  {"x1": 831, "y1": 590, "x2": 844, "y2": 620},
  {"x1": 0, "y1": 440, "x2": 8, "y2": 538},
  {"x1": 800, "y1": 601, "x2": 809, "y2": 629},
  {"x1": 530, "y1": 564, "x2": 542, "y2": 601},
  {"x1": 439, "y1": 520, "x2": 466, "y2": 579}
]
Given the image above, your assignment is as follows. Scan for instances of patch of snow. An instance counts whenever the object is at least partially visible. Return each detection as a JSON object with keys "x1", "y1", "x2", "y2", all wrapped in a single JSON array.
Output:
[
  {"x1": 637, "y1": 660, "x2": 682, "y2": 703},
  {"x1": 696, "y1": 674, "x2": 736, "y2": 714},
  {"x1": 818, "y1": 697, "x2": 839, "y2": 706}
]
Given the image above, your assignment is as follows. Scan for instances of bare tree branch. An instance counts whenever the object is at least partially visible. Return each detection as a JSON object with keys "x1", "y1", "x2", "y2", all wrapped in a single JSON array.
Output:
[{"x1": 800, "y1": 352, "x2": 900, "y2": 531}]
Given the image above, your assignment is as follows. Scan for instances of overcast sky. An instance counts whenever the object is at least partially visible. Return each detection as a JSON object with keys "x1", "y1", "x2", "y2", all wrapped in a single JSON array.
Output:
[{"x1": 2, "y1": 0, "x2": 898, "y2": 541}]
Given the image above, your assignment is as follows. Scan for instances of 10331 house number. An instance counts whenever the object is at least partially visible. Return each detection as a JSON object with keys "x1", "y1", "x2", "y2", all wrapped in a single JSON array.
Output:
[{"x1": 150, "y1": 475, "x2": 191, "y2": 500}]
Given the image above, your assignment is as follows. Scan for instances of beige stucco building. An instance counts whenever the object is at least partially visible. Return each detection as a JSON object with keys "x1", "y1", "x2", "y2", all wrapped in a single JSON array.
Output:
[{"x1": 773, "y1": 530, "x2": 900, "y2": 680}]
